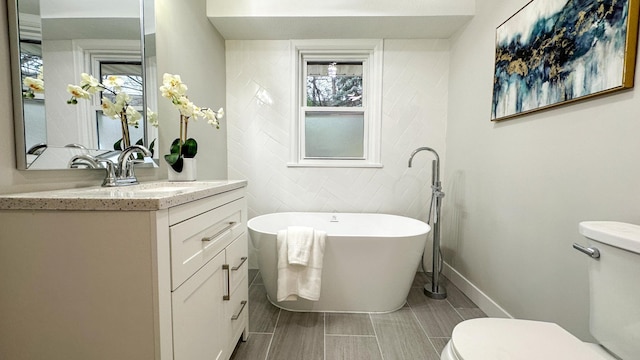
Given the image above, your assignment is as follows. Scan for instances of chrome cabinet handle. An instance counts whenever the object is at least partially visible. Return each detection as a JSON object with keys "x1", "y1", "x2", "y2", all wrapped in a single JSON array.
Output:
[
  {"x1": 231, "y1": 257, "x2": 247, "y2": 271},
  {"x1": 202, "y1": 221, "x2": 236, "y2": 242},
  {"x1": 222, "y1": 264, "x2": 230, "y2": 300},
  {"x1": 231, "y1": 301, "x2": 247, "y2": 320},
  {"x1": 573, "y1": 243, "x2": 600, "y2": 259}
]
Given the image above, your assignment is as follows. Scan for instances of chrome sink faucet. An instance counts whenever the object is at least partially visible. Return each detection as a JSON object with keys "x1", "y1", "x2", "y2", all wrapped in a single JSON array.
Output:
[{"x1": 100, "y1": 145, "x2": 152, "y2": 187}]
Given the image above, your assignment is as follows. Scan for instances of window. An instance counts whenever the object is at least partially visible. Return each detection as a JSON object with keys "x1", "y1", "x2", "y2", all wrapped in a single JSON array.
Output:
[
  {"x1": 289, "y1": 40, "x2": 383, "y2": 167},
  {"x1": 95, "y1": 61, "x2": 144, "y2": 149}
]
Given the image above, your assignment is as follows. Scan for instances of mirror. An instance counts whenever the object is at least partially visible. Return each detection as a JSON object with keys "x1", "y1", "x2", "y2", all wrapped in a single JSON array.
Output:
[{"x1": 8, "y1": 0, "x2": 158, "y2": 170}]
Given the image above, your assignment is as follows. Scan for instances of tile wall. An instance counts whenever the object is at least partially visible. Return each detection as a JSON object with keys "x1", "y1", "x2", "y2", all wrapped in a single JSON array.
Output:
[{"x1": 226, "y1": 39, "x2": 450, "y2": 266}]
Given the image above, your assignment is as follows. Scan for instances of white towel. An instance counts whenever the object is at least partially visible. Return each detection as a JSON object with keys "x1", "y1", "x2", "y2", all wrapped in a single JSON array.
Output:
[
  {"x1": 277, "y1": 228, "x2": 326, "y2": 301},
  {"x1": 285, "y1": 226, "x2": 314, "y2": 266}
]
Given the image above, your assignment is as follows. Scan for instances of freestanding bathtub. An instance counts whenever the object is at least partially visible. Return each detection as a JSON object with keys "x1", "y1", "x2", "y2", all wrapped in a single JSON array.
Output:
[{"x1": 247, "y1": 212, "x2": 430, "y2": 313}]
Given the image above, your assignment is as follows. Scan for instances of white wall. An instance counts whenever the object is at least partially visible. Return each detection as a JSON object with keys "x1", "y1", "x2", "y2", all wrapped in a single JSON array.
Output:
[
  {"x1": 226, "y1": 39, "x2": 450, "y2": 267},
  {"x1": 443, "y1": 0, "x2": 640, "y2": 340},
  {"x1": 155, "y1": 0, "x2": 227, "y2": 180}
]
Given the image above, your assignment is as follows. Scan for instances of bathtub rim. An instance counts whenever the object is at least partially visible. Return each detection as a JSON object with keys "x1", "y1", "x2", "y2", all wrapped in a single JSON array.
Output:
[{"x1": 247, "y1": 211, "x2": 431, "y2": 237}]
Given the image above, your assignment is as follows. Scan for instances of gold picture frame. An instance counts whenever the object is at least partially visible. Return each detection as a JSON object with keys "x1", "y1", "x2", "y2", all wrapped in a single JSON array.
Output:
[{"x1": 491, "y1": 0, "x2": 640, "y2": 121}]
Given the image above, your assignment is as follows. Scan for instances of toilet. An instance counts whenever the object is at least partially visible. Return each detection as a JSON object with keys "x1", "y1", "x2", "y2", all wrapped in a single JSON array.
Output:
[{"x1": 441, "y1": 221, "x2": 640, "y2": 360}]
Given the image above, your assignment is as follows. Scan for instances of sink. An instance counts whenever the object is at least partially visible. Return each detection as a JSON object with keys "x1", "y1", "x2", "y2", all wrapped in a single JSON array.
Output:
[
  {"x1": 60, "y1": 181, "x2": 224, "y2": 198},
  {"x1": 135, "y1": 185, "x2": 194, "y2": 193}
]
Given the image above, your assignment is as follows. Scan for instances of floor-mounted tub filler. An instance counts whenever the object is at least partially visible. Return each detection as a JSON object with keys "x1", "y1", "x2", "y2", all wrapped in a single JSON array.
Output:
[
  {"x1": 408, "y1": 146, "x2": 447, "y2": 299},
  {"x1": 248, "y1": 212, "x2": 430, "y2": 313}
]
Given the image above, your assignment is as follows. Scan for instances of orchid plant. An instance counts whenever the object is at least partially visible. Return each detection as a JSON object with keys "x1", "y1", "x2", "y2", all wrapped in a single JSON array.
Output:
[
  {"x1": 23, "y1": 65, "x2": 44, "y2": 98},
  {"x1": 160, "y1": 73, "x2": 223, "y2": 172},
  {"x1": 66, "y1": 73, "x2": 151, "y2": 151}
]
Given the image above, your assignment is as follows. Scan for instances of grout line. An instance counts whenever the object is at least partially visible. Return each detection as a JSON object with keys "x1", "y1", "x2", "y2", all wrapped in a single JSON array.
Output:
[
  {"x1": 407, "y1": 299, "x2": 442, "y2": 357},
  {"x1": 263, "y1": 308, "x2": 281, "y2": 360},
  {"x1": 325, "y1": 334, "x2": 378, "y2": 338},
  {"x1": 368, "y1": 313, "x2": 386, "y2": 360},
  {"x1": 323, "y1": 312, "x2": 326, "y2": 360}
]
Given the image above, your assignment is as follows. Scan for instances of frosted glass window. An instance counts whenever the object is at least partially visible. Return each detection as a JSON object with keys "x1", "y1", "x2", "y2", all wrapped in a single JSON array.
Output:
[
  {"x1": 305, "y1": 112, "x2": 364, "y2": 158},
  {"x1": 290, "y1": 39, "x2": 383, "y2": 167}
]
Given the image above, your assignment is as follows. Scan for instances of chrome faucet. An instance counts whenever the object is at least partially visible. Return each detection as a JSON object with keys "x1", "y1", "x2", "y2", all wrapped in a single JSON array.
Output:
[
  {"x1": 68, "y1": 154, "x2": 103, "y2": 169},
  {"x1": 92, "y1": 145, "x2": 152, "y2": 187},
  {"x1": 408, "y1": 146, "x2": 447, "y2": 300}
]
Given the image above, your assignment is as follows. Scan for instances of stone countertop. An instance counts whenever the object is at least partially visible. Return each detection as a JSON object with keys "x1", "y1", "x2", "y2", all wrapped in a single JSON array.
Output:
[{"x1": 0, "y1": 180, "x2": 247, "y2": 211}]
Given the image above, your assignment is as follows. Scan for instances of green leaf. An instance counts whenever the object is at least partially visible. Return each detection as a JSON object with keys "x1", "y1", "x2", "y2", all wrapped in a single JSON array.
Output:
[
  {"x1": 182, "y1": 138, "x2": 198, "y2": 158},
  {"x1": 114, "y1": 138, "x2": 123, "y2": 150},
  {"x1": 170, "y1": 138, "x2": 182, "y2": 154},
  {"x1": 164, "y1": 153, "x2": 183, "y2": 172}
]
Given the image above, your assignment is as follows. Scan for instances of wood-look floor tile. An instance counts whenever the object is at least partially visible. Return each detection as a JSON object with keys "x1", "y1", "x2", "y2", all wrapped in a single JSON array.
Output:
[
  {"x1": 407, "y1": 287, "x2": 463, "y2": 337},
  {"x1": 411, "y1": 272, "x2": 431, "y2": 287},
  {"x1": 456, "y1": 307, "x2": 487, "y2": 320},
  {"x1": 445, "y1": 282, "x2": 478, "y2": 309},
  {"x1": 248, "y1": 269, "x2": 259, "y2": 285},
  {"x1": 325, "y1": 336, "x2": 382, "y2": 360},
  {"x1": 429, "y1": 337, "x2": 450, "y2": 356},
  {"x1": 230, "y1": 333, "x2": 272, "y2": 360},
  {"x1": 267, "y1": 311, "x2": 324, "y2": 360},
  {"x1": 249, "y1": 284, "x2": 280, "y2": 333},
  {"x1": 325, "y1": 313, "x2": 375, "y2": 336},
  {"x1": 253, "y1": 271, "x2": 264, "y2": 285},
  {"x1": 371, "y1": 307, "x2": 440, "y2": 360}
]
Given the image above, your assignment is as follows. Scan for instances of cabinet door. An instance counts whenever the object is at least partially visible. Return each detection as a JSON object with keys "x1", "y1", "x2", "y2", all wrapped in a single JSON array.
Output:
[{"x1": 172, "y1": 250, "x2": 227, "y2": 360}]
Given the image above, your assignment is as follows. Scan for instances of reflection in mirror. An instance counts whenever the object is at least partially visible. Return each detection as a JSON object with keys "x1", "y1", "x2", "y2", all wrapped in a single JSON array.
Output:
[{"x1": 8, "y1": 0, "x2": 158, "y2": 170}]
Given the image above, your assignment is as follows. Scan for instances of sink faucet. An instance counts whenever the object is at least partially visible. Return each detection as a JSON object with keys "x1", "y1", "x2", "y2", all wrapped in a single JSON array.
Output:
[
  {"x1": 99, "y1": 145, "x2": 152, "y2": 187},
  {"x1": 68, "y1": 154, "x2": 102, "y2": 169}
]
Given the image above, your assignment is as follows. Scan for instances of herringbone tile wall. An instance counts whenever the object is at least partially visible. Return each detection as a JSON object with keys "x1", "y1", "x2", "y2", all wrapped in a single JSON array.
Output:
[{"x1": 226, "y1": 39, "x2": 450, "y2": 267}]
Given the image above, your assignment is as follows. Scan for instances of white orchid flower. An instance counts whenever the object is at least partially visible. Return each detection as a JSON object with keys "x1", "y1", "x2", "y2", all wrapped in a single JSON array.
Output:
[
  {"x1": 147, "y1": 108, "x2": 159, "y2": 128},
  {"x1": 126, "y1": 106, "x2": 142, "y2": 126},
  {"x1": 115, "y1": 91, "x2": 131, "y2": 107},
  {"x1": 80, "y1": 73, "x2": 101, "y2": 94},
  {"x1": 67, "y1": 84, "x2": 91, "y2": 99},
  {"x1": 103, "y1": 76, "x2": 124, "y2": 91},
  {"x1": 160, "y1": 73, "x2": 188, "y2": 99},
  {"x1": 24, "y1": 77, "x2": 44, "y2": 93},
  {"x1": 215, "y1": 107, "x2": 224, "y2": 120},
  {"x1": 100, "y1": 97, "x2": 120, "y2": 117}
]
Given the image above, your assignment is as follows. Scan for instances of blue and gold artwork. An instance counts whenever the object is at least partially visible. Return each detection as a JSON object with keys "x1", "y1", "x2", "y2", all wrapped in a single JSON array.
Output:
[{"x1": 491, "y1": 0, "x2": 639, "y2": 121}]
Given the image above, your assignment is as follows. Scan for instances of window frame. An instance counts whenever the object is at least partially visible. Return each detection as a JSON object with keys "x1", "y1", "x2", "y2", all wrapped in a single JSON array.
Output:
[
  {"x1": 71, "y1": 39, "x2": 141, "y2": 148},
  {"x1": 289, "y1": 39, "x2": 383, "y2": 168}
]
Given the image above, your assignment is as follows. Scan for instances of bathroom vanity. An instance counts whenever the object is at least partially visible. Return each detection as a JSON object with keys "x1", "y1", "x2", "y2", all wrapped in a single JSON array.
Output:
[{"x1": 0, "y1": 181, "x2": 248, "y2": 360}]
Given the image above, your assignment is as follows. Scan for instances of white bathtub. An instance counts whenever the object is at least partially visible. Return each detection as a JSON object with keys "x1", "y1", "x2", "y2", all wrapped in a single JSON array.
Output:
[{"x1": 247, "y1": 212, "x2": 430, "y2": 313}]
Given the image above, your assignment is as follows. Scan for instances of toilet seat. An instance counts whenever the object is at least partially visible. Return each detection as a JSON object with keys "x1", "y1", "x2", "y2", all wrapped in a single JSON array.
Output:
[{"x1": 442, "y1": 318, "x2": 614, "y2": 360}]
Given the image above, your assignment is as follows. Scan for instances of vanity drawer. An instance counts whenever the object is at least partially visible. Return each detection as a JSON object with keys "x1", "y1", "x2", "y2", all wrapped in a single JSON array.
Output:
[
  {"x1": 226, "y1": 276, "x2": 249, "y2": 351},
  {"x1": 226, "y1": 233, "x2": 248, "y2": 294},
  {"x1": 170, "y1": 197, "x2": 246, "y2": 290}
]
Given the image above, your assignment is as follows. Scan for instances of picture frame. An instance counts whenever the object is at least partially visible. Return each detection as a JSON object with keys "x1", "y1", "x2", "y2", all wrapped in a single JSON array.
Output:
[{"x1": 491, "y1": 0, "x2": 640, "y2": 121}]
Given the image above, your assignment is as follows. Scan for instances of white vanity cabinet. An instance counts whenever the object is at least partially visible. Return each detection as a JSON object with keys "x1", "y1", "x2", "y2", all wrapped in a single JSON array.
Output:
[
  {"x1": 169, "y1": 189, "x2": 249, "y2": 360},
  {"x1": 0, "y1": 181, "x2": 248, "y2": 360}
]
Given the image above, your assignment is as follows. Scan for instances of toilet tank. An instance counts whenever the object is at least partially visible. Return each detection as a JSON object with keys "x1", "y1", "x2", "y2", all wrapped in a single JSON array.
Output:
[{"x1": 579, "y1": 221, "x2": 640, "y2": 360}]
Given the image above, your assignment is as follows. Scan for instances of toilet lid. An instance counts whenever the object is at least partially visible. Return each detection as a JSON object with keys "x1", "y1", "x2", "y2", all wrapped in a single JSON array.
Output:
[{"x1": 450, "y1": 318, "x2": 611, "y2": 360}]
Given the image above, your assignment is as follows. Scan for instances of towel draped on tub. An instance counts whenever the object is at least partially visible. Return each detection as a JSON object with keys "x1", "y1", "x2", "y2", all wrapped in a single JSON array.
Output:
[{"x1": 276, "y1": 226, "x2": 326, "y2": 301}]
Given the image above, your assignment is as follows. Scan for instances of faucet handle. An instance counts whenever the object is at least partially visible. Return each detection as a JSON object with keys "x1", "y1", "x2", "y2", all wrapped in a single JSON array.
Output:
[{"x1": 98, "y1": 159, "x2": 118, "y2": 187}]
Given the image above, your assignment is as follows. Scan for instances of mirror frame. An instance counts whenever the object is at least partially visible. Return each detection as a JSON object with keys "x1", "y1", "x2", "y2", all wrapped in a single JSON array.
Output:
[{"x1": 7, "y1": 0, "x2": 153, "y2": 170}]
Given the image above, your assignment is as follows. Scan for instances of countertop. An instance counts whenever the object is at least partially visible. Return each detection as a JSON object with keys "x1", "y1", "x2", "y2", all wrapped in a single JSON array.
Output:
[{"x1": 0, "y1": 180, "x2": 247, "y2": 211}]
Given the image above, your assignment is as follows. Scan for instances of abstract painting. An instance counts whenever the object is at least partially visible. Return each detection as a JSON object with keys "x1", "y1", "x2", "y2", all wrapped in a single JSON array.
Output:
[{"x1": 491, "y1": 0, "x2": 639, "y2": 121}]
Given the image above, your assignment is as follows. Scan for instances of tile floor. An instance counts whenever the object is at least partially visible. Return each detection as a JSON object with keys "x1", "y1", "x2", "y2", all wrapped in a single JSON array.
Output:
[{"x1": 230, "y1": 270, "x2": 486, "y2": 360}]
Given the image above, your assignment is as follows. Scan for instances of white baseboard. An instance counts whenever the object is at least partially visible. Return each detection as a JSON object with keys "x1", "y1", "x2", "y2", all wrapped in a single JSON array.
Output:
[{"x1": 442, "y1": 262, "x2": 512, "y2": 319}]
